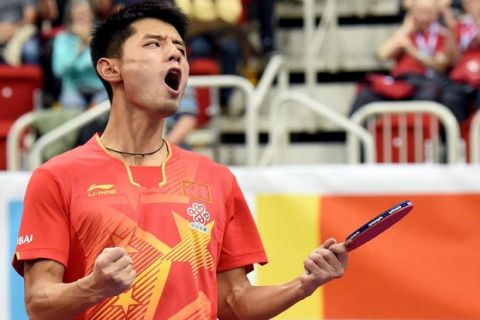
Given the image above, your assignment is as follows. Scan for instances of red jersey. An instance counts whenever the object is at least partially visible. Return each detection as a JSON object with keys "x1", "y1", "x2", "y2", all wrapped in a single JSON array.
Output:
[
  {"x1": 13, "y1": 135, "x2": 267, "y2": 319},
  {"x1": 450, "y1": 16, "x2": 480, "y2": 87},
  {"x1": 392, "y1": 22, "x2": 447, "y2": 78},
  {"x1": 455, "y1": 16, "x2": 480, "y2": 53}
]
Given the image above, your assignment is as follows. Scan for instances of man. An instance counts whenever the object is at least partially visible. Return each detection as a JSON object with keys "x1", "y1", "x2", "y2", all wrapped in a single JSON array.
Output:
[
  {"x1": 439, "y1": 0, "x2": 480, "y2": 123},
  {"x1": 52, "y1": 0, "x2": 108, "y2": 110},
  {"x1": 0, "y1": 0, "x2": 39, "y2": 65},
  {"x1": 350, "y1": 0, "x2": 452, "y2": 116},
  {"x1": 13, "y1": 2, "x2": 348, "y2": 319}
]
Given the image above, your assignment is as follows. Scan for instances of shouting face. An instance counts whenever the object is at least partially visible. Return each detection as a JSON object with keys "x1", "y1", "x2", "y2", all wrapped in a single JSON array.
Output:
[{"x1": 116, "y1": 18, "x2": 189, "y2": 117}]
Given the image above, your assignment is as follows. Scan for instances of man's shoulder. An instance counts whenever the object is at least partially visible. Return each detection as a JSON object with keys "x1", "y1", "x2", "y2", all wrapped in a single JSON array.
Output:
[
  {"x1": 40, "y1": 139, "x2": 103, "y2": 173},
  {"x1": 172, "y1": 145, "x2": 233, "y2": 177}
]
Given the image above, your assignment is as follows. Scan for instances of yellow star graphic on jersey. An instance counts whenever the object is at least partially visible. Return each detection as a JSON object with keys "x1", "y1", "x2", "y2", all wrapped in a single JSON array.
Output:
[
  {"x1": 162, "y1": 212, "x2": 215, "y2": 275},
  {"x1": 85, "y1": 211, "x2": 215, "y2": 320},
  {"x1": 111, "y1": 230, "x2": 139, "y2": 254},
  {"x1": 112, "y1": 286, "x2": 142, "y2": 316}
]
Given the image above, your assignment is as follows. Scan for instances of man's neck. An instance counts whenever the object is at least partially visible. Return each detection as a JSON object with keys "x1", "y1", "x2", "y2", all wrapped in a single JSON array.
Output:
[{"x1": 100, "y1": 102, "x2": 169, "y2": 166}]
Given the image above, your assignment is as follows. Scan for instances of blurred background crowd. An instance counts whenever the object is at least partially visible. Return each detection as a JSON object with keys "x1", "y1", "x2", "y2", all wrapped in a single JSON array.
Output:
[
  {"x1": 4, "y1": 0, "x2": 480, "y2": 169},
  {"x1": 0, "y1": 0, "x2": 275, "y2": 109},
  {"x1": 0, "y1": 0, "x2": 277, "y2": 168}
]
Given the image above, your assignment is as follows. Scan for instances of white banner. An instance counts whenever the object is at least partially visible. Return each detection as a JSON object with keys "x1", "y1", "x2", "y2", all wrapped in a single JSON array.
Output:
[{"x1": 2, "y1": 165, "x2": 480, "y2": 319}]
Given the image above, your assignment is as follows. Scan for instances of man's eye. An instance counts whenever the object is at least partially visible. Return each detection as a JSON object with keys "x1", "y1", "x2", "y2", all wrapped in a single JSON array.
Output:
[
  {"x1": 145, "y1": 42, "x2": 160, "y2": 48},
  {"x1": 178, "y1": 48, "x2": 186, "y2": 56}
]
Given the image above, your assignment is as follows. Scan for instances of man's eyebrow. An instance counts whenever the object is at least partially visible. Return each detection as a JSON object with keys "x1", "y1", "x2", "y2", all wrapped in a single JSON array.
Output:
[
  {"x1": 172, "y1": 39, "x2": 186, "y2": 47},
  {"x1": 143, "y1": 34, "x2": 186, "y2": 47}
]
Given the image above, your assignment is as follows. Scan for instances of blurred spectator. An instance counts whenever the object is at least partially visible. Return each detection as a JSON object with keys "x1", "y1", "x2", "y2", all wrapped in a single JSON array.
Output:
[
  {"x1": 0, "y1": 0, "x2": 40, "y2": 65},
  {"x1": 256, "y1": 0, "x2": 275, "y2": 55},
  {"x1": 350, "y1": 0, "x2": 452, "y2": 116},
  {"x1": 165, "y1": 86, "x2": 198, "y2": 148},
  {"x1": 439, "y1": 0, "x2": 480, "y2": 123},
  {"x1": 37, "y1": 0, "x2": 67, "y2": 108},
  {"x1": 176, "y1": 0, "x2": 246, "y2": 109},
  {"x1": 91, "y1": 0, "x2": 115, "y2": 20},
  {"x1": 37, "y1": 0, "x2": 67, "y2": 32},
  {"x1": 52, "y1": 0, "x2": 107, "y2": 109}
]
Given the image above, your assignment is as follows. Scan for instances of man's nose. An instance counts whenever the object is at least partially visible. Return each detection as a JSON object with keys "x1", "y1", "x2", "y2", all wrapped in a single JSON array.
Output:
[
  {"x1": 169, "y1": 53, "x2": 181, "y2": 63},
  {"x1": 167, "y1": 44, "x2": 182, "y2": 63}
]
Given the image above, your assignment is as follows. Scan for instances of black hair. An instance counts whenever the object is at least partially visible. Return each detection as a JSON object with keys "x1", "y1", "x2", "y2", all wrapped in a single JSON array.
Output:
[{"x1": 90, "y1": 0, "x2": 188, "y2": 101}]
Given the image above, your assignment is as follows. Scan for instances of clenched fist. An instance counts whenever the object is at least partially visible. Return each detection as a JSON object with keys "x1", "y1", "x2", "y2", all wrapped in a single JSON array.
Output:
[{"x1": 77, "y1": 247, "x2": 136, "y2": 300}]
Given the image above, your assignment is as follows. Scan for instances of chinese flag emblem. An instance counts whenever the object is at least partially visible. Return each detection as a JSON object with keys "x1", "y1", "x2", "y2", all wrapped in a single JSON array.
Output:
[{"x1": 182, "y1": 181, "x2": 211, "y2": 202}]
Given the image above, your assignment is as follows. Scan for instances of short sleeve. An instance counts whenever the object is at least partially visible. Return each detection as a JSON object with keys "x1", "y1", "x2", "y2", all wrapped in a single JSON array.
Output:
[
  {"x1": 217, "y1": 177, "x2": 268, "y2": 273},
  {"x1": 12, "y1": 168, "x2": 71, "y2": 276}
]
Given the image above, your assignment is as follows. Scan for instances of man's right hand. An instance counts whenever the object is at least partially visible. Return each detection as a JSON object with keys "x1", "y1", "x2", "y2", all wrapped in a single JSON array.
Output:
[{"x1": 77, "y1": 247, "x2": 136, "y2": 300}]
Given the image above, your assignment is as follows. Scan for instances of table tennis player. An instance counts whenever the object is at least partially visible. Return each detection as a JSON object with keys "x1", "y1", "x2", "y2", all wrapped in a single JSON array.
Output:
[{"x1": 12, "y1": 1, "x2": 348, "y2": 319}]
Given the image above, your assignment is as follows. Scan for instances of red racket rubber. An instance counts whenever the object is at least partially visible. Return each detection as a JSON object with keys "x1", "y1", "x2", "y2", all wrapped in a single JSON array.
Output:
[{"x1": 344, "y1": 200, "x2": 413, "y2": 251}]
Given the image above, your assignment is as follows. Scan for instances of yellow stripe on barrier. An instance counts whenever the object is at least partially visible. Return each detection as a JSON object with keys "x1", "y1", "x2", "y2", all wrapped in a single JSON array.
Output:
[{"x1": 256, "y1": 194, "x2": 322, "y2": 319}]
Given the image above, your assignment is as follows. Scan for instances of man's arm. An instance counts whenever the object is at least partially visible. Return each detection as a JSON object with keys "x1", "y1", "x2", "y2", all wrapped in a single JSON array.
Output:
[
  {"x1": 217, "y1": 239, "x2": 347, "y2": 320},
  {"x1": 439, "y1": 1, "x2": 459, "y2": 65},
  {"x1": 22, "y1": 4, "x2": 37, "y2": 25},
  {"x1": 377, "y1": 15, "x2": 413, "y2": 61},
  {"x1": 166, "y1": 114, "x2": 197, "y2": 145},
  {"x1": 401, "y1": 38, "x2": 450, "y2": 73},
  {"x1": 24, "y1": 260, "x2": 101, "y2": 320},
  {"x1": 24, "y1": 247, "x2": 135, "y2": 320}
]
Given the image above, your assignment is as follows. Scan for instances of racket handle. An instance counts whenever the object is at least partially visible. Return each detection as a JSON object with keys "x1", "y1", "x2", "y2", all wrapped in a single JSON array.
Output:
[{"x1": 343, "y1": 240, "x2": 352, "y2": 251}]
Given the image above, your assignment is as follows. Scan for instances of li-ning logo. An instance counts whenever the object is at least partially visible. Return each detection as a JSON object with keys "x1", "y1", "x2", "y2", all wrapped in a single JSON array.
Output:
[
  {"x1": 187, "y1": 202, "x2": 210, "y2": 233},
  {"x1": 87, "y1": 184, "x2": 117, "y2": 197}
]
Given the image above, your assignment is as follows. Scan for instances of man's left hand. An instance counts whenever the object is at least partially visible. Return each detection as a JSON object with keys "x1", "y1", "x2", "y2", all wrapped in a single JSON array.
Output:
[{"x1": 299, "y1": 238, "x2": 348, "y2": 297}]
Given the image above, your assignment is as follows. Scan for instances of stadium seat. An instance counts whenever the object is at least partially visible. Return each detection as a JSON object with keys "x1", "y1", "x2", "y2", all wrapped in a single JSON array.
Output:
[
  {"x1": 0, "y1": 65, "x2": 43, "y2": 170},
  {"x1": 375, "y1": 114, "x2": 439, "y2": 163}
]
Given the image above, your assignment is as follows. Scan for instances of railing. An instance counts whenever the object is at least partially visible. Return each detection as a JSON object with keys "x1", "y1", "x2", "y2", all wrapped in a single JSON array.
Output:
[
  {"x1": 189, "y1": 75, "x2": 254, "y2": 161},
  {"x1": 7, "y1": 111, "x2": 39, "y2": 171},
  {"x1": 7, "y1": 109, "x2": 85, "y2": 170},
  {"x1": 260, "y1": 90, "x2": 375, "y2": 165},
  {"x1": 28, "y1": 101, "x2": 111, "y2": 169},
  {"x1": 248, "y1": 55, "x2": 288, "y2": 165},
  {"x1": 8, "y1": 55, "x2": 290, "y2": 170},
  {"x1": 304, "y1": 0, "x2": 339, "y2": 91},
  {"x1": 24, "y1": 76, "x2": 255, "y2": 170},
  {"x1": 348, "y1": 101, "x2": 460, "y2": 164},
  {"x1": 470, "y1": 109, "x2": 480, "y2": 163}
]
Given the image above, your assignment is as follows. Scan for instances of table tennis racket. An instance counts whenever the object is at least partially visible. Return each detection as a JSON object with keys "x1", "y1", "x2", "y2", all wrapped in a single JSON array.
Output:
[{"x1": 343, "y1": 200, "x2": 413, "y2": 251}]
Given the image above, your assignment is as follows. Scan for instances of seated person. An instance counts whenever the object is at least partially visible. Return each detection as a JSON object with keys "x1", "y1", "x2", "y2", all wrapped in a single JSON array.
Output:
[
  {"x1": 52, "y1": 0, "x2": 107, "y2": 109},
  {"x1": 440, "y1": 0, "x2": 480, "y2": 123},
  {"x1": 0, "y1": 0, "x2": 40, "y2": 65},
  {"x1": 350, "y1": 0, "x2": 451, "y2": 116},
  {"x1": 165, "y1": 85, "x2": 198, "y2": 148}
]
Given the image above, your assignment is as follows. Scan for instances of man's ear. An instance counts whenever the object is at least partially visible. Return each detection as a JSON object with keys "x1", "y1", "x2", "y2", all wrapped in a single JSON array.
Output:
[{"x1": 97, "y1": 58, "x2": 121, "y2": 83}]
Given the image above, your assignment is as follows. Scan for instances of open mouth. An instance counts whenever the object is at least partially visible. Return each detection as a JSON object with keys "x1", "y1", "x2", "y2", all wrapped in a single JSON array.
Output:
[{"x1": 164, "y1": 68, "x2": 181, "y2": 92}]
